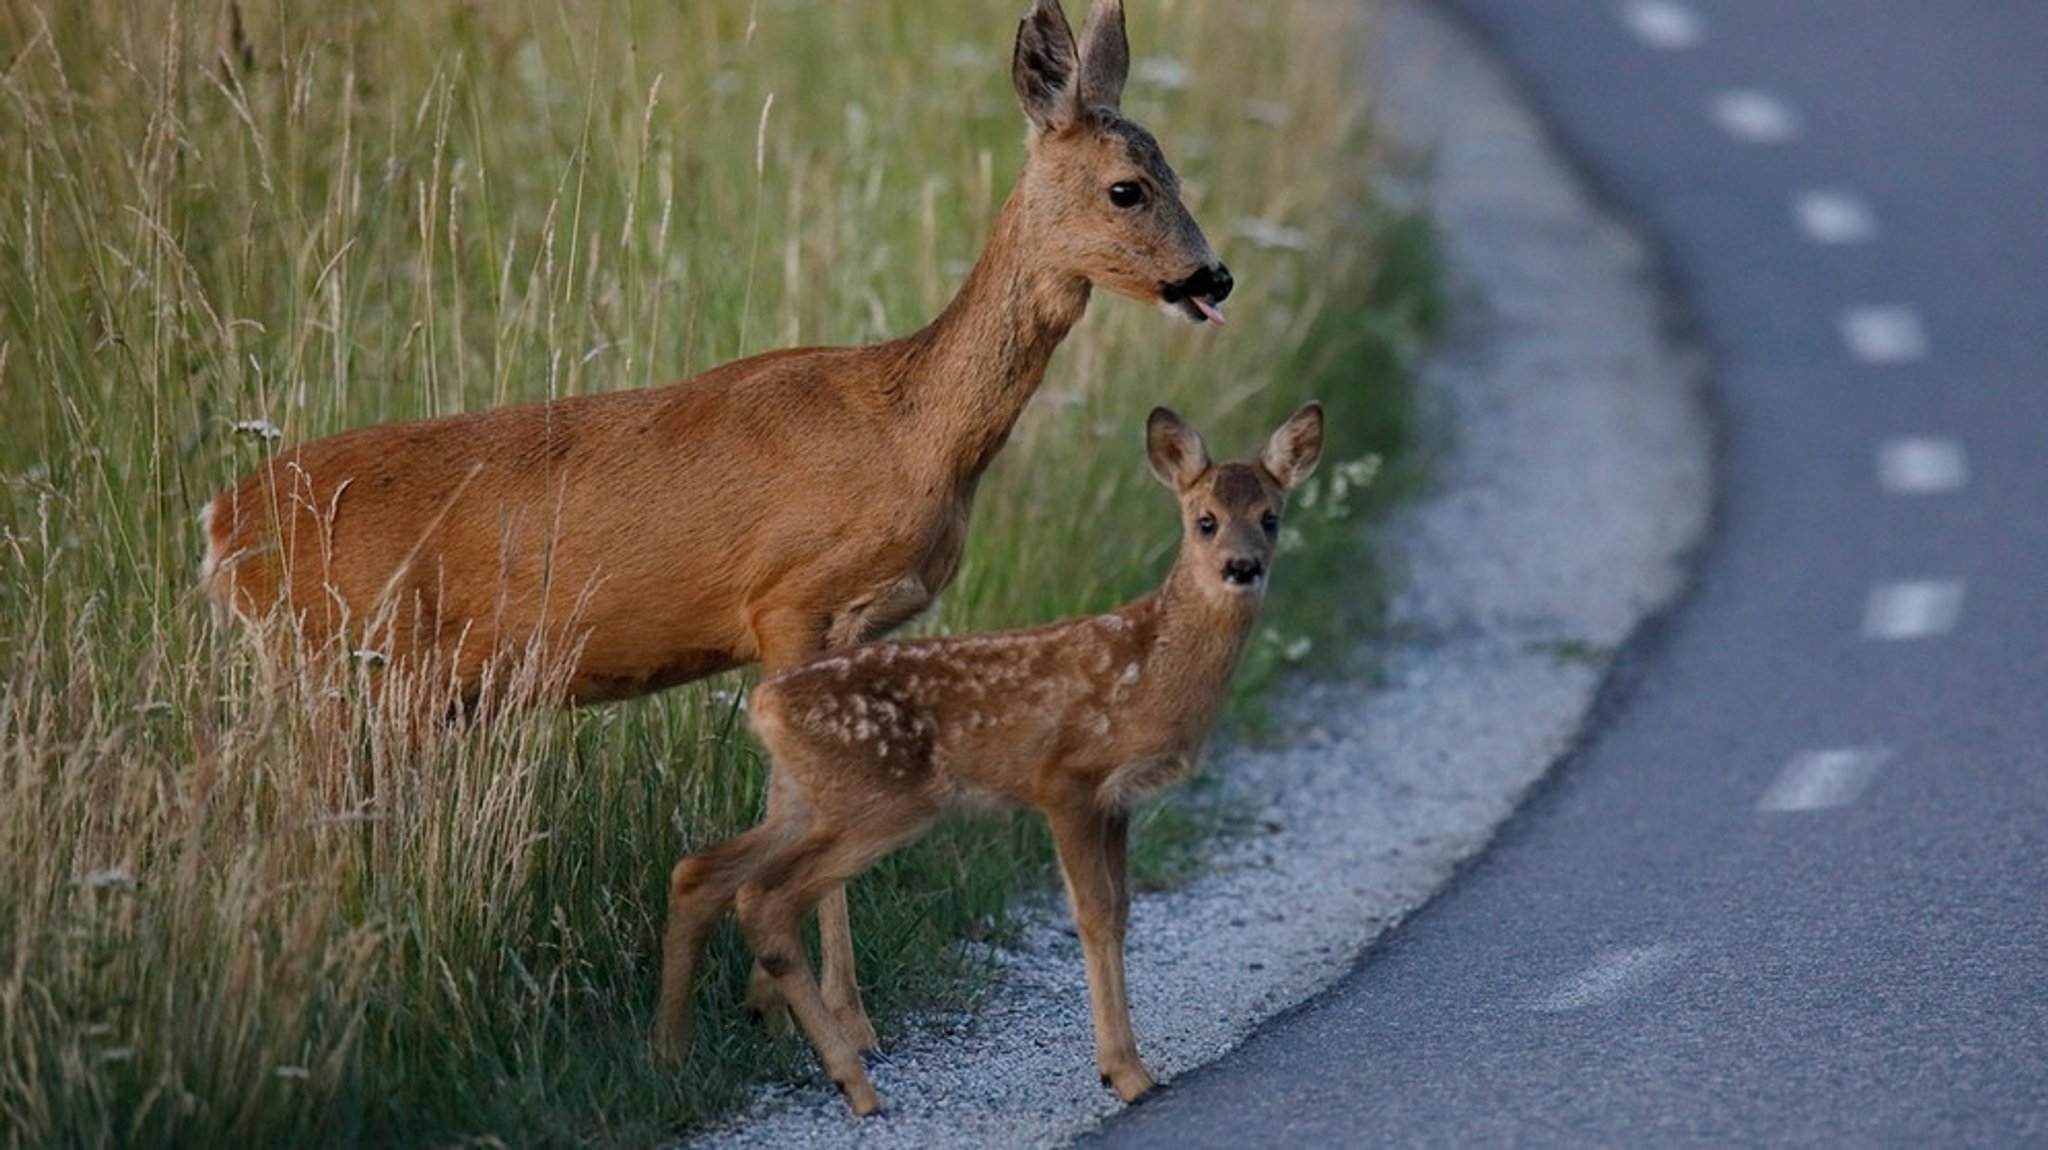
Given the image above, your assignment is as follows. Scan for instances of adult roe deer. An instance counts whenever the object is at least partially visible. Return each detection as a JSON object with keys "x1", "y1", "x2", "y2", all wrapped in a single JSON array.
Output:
[
  {"x1": 198, "y1": 0, "x2": 1230, "y2": 1054},
  {"x1": 656, "y1": 402, "x2": 1325, "y2": 1115}
]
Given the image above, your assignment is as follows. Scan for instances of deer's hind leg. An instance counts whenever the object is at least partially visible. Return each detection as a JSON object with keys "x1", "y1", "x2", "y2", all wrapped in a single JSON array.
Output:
[
  {"x1": 750, "y1": 608, "x2": 891, "y2": 1053},
  {"x1": 734, "y1": 804, "x2": 933, "y2": 1117},
  {"x1": 653, "y1": 820, "x2": 788, "y2": 1063},
  {"x1": 741, "y1": 886, "x2": 872, "y2": 1049}
]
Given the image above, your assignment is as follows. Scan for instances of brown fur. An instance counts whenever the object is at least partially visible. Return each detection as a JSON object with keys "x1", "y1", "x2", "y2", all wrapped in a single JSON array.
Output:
[
  {"x1": 656, "y1": 403, "x2": 1326, "y2": 1115},
  {"x1": 199, "y1": 0, "x2": 1227, "y2": 1055}
]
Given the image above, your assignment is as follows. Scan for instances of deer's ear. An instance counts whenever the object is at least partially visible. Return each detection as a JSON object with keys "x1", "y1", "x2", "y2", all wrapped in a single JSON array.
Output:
[
  {"x1": 1146, "y1": 406, "x2": 1211, "y2": 490},
  {"x1": 1075, "y1": 0, "x2": 1129, "y2": 112},
  {"x1": 1261, "y1": 402, "x2": 1325, "y2": 492},
  {"x1": 1013, "y1": 0, "x2": 1082, "y2": 135}
]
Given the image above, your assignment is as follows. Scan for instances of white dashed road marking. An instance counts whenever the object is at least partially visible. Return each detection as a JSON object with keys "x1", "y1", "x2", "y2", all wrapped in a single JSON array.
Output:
[
  {"x1": 1878, "y1": 438, "x2": 1969, "y2": 494},
  {"x1": 1621, "y1": 0, "x2": 1704, "y2": 50},
  {"x1": 1531, "y1": 944, "x2": 1689, "y2": 1013},
  {"x1": 1840, "y1": 306, "x2": 1929, "y2": 363},
  {"x1": 1711, "y1": 90, "x2": 1801, "y2": 143},
  {"x1": 1863, "y1": 579, "x2": 1965, "y2": 640},
  {"x1": 1759, "y1": 748, "x2": 1893, "y2": 813},
  {"x1": 1794, "y1": 190, "x2": 1879, "y2": 244}
]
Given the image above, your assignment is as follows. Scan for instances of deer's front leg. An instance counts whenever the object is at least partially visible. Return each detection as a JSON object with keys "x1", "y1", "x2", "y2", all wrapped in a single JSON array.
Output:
[{"x1": 1048, "y1": 799, "x2": 1157, "y2": 1103}]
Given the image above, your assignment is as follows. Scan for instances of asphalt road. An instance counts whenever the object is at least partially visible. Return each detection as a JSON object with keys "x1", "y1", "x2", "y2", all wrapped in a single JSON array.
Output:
[{"x1": 1088, "y1": 1, "x2": 2048, "y2": 1145}]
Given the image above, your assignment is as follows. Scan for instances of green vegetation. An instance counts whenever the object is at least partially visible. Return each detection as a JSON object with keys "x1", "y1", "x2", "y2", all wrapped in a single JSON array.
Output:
[{"x1": 0, "y1": 0, "x2": 1436, "y2": 1144}]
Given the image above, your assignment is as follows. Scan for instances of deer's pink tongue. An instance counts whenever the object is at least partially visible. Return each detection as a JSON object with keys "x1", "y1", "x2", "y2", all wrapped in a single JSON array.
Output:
[{"x1": 1192, "y1": 297, "x2": 1226, "y2": 325}]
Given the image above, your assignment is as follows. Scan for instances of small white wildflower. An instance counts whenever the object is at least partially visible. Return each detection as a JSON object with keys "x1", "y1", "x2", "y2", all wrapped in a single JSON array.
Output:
[
  {"x1": 84, "y1": 868, "x2": 137, "y2": 892},
  {"x1": 233, "y1": 419, "x2": 282, "y2": 442},
  {"x1": 1231, "y1": 217, "x2": 1309, "y2": 252},
  {"x1": 1328, "y1": 454, "x2": 1384, "y2": 509},
  {"x1": 1134, "y1": 56, "x2": 1189, "y2": 90},
  {"x1": 1282, "y1": 636, "x2": 1313, "y2": 662},
  {"x1": 1338, "y1": 455, "x2": 1383, "y2": 489}
]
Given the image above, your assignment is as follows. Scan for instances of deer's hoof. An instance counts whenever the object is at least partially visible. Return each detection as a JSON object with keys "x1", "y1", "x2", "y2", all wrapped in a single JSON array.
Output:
[{"x1": 649, "y1": 1022, "x2": 691, "y2": 1066}]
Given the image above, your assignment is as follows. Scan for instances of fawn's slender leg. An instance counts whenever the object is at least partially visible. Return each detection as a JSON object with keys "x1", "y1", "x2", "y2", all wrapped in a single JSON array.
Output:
[
  {"x1": 1047, "y1": 798, "x2": 1156, "y2": 1102},
  {"x1": 816, "y1": 885, "x2": 879, "y2": 1051},
  {"x1": 653, "y1": 825, "x2": 781, "y2": 1061},
  {"x1": 737, "y1": 834, "x2": 896, "y2": 1116},
  {"x1": 739, "y1": 888, "x2": 873, "y2": 1051},
  {"x1": 753, "y1": 609, "x2": 881, "y2": 1053}
]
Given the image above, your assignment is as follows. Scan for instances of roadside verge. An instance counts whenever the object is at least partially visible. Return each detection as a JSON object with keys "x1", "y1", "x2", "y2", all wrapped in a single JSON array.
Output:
[{"x1": 686, "y1": 3, "x2": 1710, "y2": 1144}]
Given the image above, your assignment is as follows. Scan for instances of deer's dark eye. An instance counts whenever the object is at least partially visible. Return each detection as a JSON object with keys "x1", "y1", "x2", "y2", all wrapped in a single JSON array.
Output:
[
  {"x1": 1108, "y1": 181, "x2": 1146, "y2": 209},
  {"x1": 1261, "y1": 511, "x2": 1280, "y2": 536},
  {"x1": 1196, "y1": 512, "x2": 1218, "y2": 537}
]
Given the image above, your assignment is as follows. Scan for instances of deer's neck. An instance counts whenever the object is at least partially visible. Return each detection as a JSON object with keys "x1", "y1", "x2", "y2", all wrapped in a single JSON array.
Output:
[
  {"x1": 1124, "y1": 565, "x2": 1262, "y2": 734},
  {"x1": 902, "y1": 183, "x2": 1091, "y2": 486}
]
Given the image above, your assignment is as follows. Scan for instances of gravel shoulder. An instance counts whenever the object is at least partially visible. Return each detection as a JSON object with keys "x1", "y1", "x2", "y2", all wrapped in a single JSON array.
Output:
[{"x1": 684, "y1": 3, "x2": 1710, "y2": 1146}]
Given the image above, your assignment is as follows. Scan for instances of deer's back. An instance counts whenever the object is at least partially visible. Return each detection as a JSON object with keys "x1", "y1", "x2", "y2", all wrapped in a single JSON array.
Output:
[{"x1": 202, "y1": 340, "x2": 968, "y2": 702}]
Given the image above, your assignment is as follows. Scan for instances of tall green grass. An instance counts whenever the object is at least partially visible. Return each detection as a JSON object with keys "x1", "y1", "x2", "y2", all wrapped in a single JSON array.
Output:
[{"x1": 0, "y1": 0, "x2": 1435, "y2": 1144}]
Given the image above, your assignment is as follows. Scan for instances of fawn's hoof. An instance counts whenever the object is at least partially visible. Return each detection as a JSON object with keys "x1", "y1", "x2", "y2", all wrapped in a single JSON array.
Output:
[
  {"x1": 1103, "y1": 1069, "x2": 1164, "y2": 1105},
  {"x1": 837, "y1": 1078, "x2": 884, "y2": 1118},
  {"x1": 1131, "y1": 1080, "x2": 1172, "y2": 1105}
]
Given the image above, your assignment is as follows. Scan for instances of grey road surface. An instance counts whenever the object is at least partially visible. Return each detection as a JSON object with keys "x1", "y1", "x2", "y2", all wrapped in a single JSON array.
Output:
[{"x1": 1092, "y1": 1, "x2": 2048, "y2": 1145}]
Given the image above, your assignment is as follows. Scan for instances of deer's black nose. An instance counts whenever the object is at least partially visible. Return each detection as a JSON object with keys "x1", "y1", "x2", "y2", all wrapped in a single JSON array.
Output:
[
  {"x1": 1183, "y1": 263, "x2": 1232, "y2": 302},
  {"x1": 1164, "y1": 263, "x2": 1233, "y2": 304},
  {"x1": 1221, "y1": 557, "x2": 1264, "y2": 586},
  {"x1": 1202, "y1": 263, "x2": 1233, "y2": 303}
]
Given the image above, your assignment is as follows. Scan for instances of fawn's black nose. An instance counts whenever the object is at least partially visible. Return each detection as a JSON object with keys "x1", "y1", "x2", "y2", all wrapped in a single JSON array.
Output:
[{"x1": 1221, "y1": 556, "x2": 1264, "y2": 587}]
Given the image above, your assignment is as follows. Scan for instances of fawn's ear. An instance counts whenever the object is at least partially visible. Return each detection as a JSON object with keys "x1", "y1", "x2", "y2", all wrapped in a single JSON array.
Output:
[
  {"x1": 1075, "y1": 0, "x2": 1129, "y2": 113},
  {"x1": 1146, "y1": 406, "x2": 1212, "y2": 490},
  {"x1": 1261, "y1": 402, "x2": 1325, "y2": 491},
  {"x1": 1014, "y1": 0, "x2": 1083, "y2": 136}
]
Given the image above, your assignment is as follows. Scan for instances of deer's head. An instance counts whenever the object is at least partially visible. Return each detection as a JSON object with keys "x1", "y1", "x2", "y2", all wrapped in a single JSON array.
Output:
[
  {"x1": 1147, "y1": 403, "x2": 1323, "y2": 599},
  {"x1": 1012, "y1": 0, "x2": 1233, "y2": 325}
]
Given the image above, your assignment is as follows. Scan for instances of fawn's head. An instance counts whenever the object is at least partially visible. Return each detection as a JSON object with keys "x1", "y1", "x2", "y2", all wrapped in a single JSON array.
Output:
[
  {"x1": 1147, "y1": 403, "x2": 1324, "y2": 599},
  {"x1": 1011, "y1": 0, "x2": 1233, "y2": 324}
]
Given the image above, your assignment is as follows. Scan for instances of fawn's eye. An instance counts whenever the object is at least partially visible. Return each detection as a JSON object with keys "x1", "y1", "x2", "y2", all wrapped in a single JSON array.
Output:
[
  {"x1": 1261, "y1": 511, "x2": 1279, "y2": 536},
  {"x1": 1108, "y1": 181, "x2": 1146, "y2": 209},
  {"x1": 1196, "y1": 513, "x2": 1218, "y2": 537}
]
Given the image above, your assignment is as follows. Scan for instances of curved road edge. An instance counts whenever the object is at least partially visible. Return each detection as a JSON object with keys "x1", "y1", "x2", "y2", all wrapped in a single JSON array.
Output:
[{"x1": 684, "y1": 3, "x2": 1711, "y2": 1145}]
